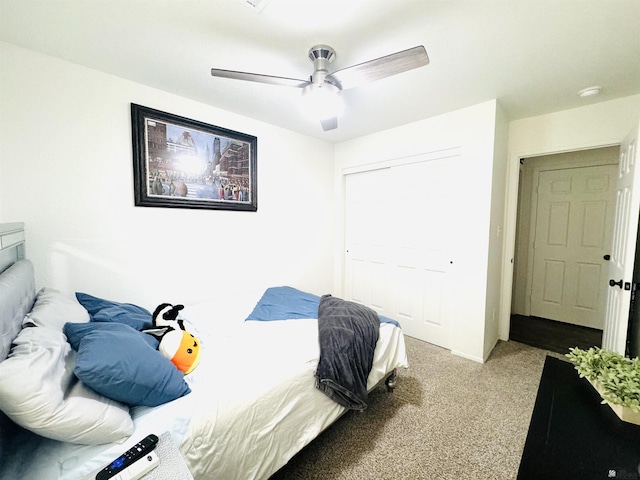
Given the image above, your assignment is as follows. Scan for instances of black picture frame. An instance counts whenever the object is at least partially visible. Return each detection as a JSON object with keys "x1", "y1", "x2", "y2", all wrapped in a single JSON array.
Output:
[{"x1": 131, "y1": 104, "x2": 257, "y2": 212}]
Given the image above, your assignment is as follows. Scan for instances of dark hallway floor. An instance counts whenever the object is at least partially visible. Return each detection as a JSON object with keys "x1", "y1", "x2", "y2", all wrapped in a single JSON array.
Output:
[{"x1": 509, "y1": 314, "x2": 602, "y2": 355}]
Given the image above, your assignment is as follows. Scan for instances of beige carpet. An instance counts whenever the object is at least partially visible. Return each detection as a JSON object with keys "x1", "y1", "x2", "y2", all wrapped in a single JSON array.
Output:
[{"x1": 270, "y1": 337, "x2": 566, "y2": 480}]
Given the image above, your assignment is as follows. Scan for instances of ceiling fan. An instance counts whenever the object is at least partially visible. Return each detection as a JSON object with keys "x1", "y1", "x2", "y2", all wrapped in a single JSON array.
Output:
[{"x1": 210, "y1": 45, "x2": 429, "y2": 131}]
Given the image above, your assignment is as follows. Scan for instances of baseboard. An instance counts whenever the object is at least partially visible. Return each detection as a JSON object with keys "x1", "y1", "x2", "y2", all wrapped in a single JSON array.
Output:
[{"x1": 450, "y1": 349, "x2": 485, "y2": 364}]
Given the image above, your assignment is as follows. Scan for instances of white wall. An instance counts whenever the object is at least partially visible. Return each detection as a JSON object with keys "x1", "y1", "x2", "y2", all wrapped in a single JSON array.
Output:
[
  {"x1": 500, "y1": 94, "x2": 640, "y2": 336},
  {"x1": 509, "y1": 95, "x2": 640, "y2": 156},
  {"x1": 334, "y1": 100, "x2": 502, "y2": 362},
  {"x1": 0, "y1": 42, "x2": 335, "y2": 317},
  {"x1": 483, "y1": 102, "x2": 509, "y2": 359}
]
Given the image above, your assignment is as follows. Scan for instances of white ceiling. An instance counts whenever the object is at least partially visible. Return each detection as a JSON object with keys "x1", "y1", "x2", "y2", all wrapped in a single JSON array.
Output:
[{"x1": 1, "y1": 0, "x2": 639, "y2": 143}]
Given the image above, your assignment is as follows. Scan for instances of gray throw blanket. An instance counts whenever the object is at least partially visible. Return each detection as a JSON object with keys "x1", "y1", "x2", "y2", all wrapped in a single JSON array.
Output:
[{"x1": 315, "y1": 295, "x2": 380, "y2": 410}]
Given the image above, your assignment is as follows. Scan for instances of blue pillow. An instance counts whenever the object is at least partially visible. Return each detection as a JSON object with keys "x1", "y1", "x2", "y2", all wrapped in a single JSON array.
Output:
[
  {"x1": 75, "y1": 292, "x2": 153, "y2": 330},
  {"x1": 63, "y1": 322, "x2": 190, "y2": 407}
]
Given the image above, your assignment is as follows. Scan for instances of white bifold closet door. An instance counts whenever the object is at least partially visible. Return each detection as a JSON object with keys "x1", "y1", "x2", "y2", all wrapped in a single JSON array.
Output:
[{"x1": 343, "y1": 154, "x2": 460, "y2": 349}]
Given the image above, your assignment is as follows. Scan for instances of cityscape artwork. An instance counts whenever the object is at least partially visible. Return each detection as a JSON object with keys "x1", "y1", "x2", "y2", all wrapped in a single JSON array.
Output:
[{"x1": 131, "y1": 104, "x2": 257, "y2": 211}]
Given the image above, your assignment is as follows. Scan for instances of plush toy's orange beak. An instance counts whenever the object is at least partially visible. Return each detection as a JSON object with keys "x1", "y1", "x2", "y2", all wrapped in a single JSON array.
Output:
[{"x1": 171, "y1": 332, "x2": 201, "y2": 375}]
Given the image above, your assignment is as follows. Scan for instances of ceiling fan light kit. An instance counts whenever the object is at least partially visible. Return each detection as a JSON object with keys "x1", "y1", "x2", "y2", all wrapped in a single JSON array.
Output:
[
  {"x1": 211, "y1": 44, "x2": 429, "y2": 131},
  {"x1": 300, "y1": 82, "x2": 344, "y2": 122}
]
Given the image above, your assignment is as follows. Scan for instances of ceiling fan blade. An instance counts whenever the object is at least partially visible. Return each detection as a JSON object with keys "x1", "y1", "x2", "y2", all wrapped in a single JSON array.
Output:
[
  {"x1": 210, "y1": 68, "x2": 309, "y2": 88},
  {"x1": 320, "y1": 117, "x2": 338, "y2": 131},
  {"x1": 327, "y1": 45, "x2": 429, "y2": 90}
]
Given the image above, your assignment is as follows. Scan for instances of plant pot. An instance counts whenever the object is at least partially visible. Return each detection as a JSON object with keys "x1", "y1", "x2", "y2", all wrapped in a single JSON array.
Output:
[{"x1": 587, "y1": 378, "x2": 640, "y2": 426}]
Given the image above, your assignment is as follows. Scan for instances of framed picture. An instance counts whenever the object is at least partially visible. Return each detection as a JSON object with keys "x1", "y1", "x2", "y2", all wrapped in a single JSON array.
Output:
[{"x1": 131, "y1": 104, "x2": 257, "y2": 211}]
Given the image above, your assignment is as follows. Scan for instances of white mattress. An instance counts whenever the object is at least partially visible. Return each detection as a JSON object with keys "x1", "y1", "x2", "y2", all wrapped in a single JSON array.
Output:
[{"x1": 13, "y1": 311, "x2": 408, "y2": 480}]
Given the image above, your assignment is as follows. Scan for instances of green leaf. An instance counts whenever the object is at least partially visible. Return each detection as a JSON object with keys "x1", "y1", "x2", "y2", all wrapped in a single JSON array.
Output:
[{"x1": 566, "y1": 347, "x2": 640, "y2": 410}]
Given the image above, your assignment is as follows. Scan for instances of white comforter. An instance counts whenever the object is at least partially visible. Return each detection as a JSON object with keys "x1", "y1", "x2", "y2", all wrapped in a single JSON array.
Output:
[{"x1": 18, "y1": 313, "x2": 408, "y2": 480}]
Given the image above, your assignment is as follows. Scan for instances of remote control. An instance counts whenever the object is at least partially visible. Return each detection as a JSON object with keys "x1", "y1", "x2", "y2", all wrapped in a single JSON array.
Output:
[
  {"x1": 111, "y1": 451, "x2": 159, "y2": 480},
  {"x1": 96, "y1": 434, "x2": 159, "y2": 480}
]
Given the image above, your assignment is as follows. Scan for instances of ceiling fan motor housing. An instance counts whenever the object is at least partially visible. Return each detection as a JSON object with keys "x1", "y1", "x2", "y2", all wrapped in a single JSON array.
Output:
[{"x1": 308, "y1": 45, "x2": 337, "y2": 85}]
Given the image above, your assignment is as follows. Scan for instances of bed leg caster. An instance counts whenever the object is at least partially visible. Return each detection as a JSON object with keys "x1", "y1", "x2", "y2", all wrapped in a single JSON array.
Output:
[{"x1": 385, "y1": 369, "x2": 398, "y2": 392}]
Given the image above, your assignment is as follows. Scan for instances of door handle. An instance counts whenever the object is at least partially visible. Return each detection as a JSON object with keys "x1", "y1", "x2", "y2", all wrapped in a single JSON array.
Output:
[
  {"x1": 609, "y1": 279, "x2": 623, "y2": 288},
  {"x1": 604, "y1": 254, "x2": 611, "y2": 261}
]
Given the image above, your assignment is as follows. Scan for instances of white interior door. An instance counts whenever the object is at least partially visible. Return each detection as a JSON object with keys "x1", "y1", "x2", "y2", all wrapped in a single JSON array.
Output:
[
  {"x1": 603, "y1": 121, "x2": 640, "y2": 354},
  {"x1": 529, "y1": 165, "x2": 616, "y2": 328},
  {"x1": 344, "y1": 155, "x2": 459, "y2": 349}
]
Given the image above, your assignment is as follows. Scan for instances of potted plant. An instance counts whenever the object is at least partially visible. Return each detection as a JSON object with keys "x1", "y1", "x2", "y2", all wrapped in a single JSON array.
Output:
[{"x1": 566, "y1": 346, "x2": 640, "y2": 425}]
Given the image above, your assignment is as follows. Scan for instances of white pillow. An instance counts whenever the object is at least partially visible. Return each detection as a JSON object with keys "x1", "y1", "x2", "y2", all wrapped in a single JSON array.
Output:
[
  {"x1": 23, "y1": 288, "x2": 90, "y2": 330},
  {"x1": 0, "y1": 326, "x2": 133, "y2": 445}
]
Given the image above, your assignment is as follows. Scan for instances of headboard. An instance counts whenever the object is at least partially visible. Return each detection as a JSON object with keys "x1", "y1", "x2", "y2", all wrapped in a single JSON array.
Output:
[
  {"x1": 0, "y1": 223, "x2": 25, "y2": 274},
  {"x1": 0, "y1": 223, "x2": 35, "y2": 361}
]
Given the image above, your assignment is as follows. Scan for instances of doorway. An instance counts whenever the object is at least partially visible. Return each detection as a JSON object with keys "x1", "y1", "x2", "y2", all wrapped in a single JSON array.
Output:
[{"x1": 510, "y1": 146, "x2": 619, "y2": 352}]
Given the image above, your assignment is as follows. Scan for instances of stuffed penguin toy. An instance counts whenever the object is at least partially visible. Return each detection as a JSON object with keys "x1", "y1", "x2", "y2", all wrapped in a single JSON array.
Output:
[{"x1": 146, "y1": 303, "x2": 201, "y2": 375}]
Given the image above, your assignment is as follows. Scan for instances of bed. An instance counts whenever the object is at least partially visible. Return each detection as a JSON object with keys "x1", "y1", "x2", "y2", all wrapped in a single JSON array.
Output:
[{"x1": 0, "y1": 223, "x2": 408, "y2": 480}]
